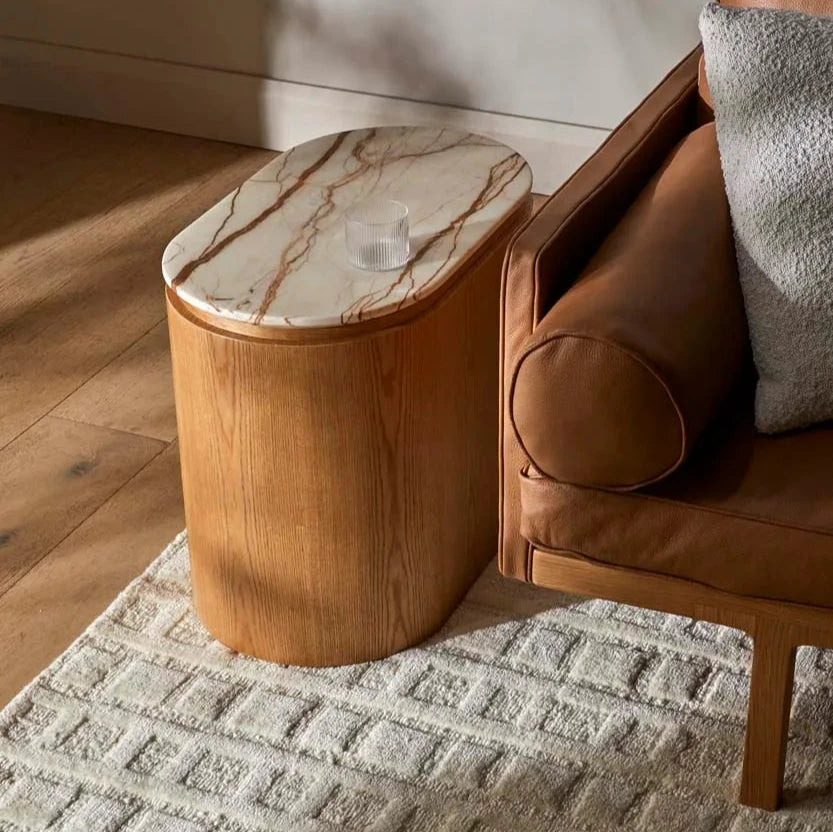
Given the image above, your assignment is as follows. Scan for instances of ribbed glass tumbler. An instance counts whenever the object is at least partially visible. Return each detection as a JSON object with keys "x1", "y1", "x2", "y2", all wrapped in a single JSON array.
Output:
[{"x1": 344, "y1": 198, "x2": 410, "y2": 271}]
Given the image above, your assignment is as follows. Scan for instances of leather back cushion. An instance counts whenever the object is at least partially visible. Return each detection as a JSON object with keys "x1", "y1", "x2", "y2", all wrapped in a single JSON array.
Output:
[
  {"x1": 699, "y1": 0, "x2": 833, "y2": 107},
  {"x1": 510, "y1": 124, "x2": 747, "y2": 490}
]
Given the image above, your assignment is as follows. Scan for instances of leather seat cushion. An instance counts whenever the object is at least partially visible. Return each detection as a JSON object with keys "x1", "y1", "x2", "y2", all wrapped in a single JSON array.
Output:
[
  {"x1": 510, "y1": 123, "x2": 747, "y2": 490},
  {"x1": 518, "y1": 383, "x2": 833, "y2": 608}
]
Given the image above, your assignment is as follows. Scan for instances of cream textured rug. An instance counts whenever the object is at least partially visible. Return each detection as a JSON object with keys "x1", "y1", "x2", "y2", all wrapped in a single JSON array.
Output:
[{"x1": 1, "y1": 534, "x2": 833, "y2": 831}]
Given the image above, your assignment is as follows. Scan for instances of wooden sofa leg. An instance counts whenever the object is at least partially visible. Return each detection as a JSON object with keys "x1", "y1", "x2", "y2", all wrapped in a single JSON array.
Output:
[{"x1": 739, "y1": 619, "x2": 796, "y2": 811}]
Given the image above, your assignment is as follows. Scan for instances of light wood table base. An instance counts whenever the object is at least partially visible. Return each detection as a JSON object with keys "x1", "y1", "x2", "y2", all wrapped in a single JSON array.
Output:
[{"x1": 166, "y1": 206, "x2": 528, "y2": 665}]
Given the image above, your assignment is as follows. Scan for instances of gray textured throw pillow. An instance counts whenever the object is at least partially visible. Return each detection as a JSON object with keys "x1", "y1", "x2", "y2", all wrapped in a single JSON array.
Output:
[{"x1": 700, "y1": 2, "x2": 833, "y2": 433}]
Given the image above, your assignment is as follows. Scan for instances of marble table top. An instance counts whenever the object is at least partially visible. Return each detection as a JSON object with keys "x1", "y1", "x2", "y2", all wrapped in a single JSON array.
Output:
[{"x1": 162, "y1": 126, "x2": 531, "y2": 329}]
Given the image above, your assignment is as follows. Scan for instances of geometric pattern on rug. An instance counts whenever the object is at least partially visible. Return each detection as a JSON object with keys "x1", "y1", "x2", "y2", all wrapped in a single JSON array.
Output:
[{"x1": 1, "y1": 532, "x2": 832, "y2": 831}]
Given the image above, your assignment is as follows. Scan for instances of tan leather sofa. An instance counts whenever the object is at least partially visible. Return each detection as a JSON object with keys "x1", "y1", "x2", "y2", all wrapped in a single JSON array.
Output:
[{"x1": 499, "y1": 0, "x2": 833, "y2": 812}]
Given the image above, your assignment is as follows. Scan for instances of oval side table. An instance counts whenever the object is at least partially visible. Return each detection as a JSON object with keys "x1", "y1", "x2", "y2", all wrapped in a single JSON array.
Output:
[{"x1": 163, "y1": 126, "x2": 532, "y2": 665}]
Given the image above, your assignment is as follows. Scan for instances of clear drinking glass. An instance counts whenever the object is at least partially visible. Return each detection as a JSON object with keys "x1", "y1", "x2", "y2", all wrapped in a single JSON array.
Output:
[{"x1": 344, "y1": 198, "x2": 410, "y2": 271}]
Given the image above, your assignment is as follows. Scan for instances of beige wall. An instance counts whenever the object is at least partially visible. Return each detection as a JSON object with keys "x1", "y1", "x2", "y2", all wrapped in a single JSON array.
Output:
[{"x1": 0, "y1": 0, "x2": 704, "y2": 130}]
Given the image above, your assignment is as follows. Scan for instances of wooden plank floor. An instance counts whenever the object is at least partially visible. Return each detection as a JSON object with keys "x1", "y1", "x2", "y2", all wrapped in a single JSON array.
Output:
[
  {"x1": 0, "y1": 105, "x2": 275, "y2": 706},
  {"x1": 0, "y1": 105, "x2": 549, "y2": 707}
]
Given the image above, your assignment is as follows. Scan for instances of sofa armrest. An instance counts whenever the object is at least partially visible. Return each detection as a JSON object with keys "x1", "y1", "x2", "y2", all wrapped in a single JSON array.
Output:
[
  {"x1": 510, "y1": 122, "x2": 746, "y2": 491},
  {"x1": 503, "y1": 47, "x2": 703, "y2": 330},
  {"x1": 500, "y1": 46, "x2": 705, "y2": 580}
]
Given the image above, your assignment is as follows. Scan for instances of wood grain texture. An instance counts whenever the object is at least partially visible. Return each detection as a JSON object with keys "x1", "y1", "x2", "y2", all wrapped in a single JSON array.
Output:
[
  {"x1": 167, "y1": 201, "x2": 530, "y2": 665},
  {"x1": 530, "y1": 547, "x2": 833, "y2": 644},
  {"x1": 54, "y1": 321, "x2": 177, "y2": 441},
  {"x1": 0, "y1": 104, "x2": 271, "y2": 703},
  {"x1": 0, "y1": 102, "x2": 543, "y2": 696},
  {"x1": 740, "y1": 619, "x2": 796, "y2": 811},
  {"x1": 0, "y1": 442, "x2": 184, "y2": 708},
  {"x1": 0, "y1": 107, "x2": 273, "y2": 326},
  {"x1": 0, "y1": 109, "x2": 274, "y2": 449},
  {"x1": 530, "y1": 547, "x2": 833, "y2": 810},
  {"x1": 0, "y1": 416, "x2": 164, "y2": 595}
]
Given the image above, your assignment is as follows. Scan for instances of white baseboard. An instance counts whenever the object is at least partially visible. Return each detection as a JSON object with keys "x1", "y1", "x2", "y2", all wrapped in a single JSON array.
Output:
[{"x1": 0, "y1": 37, "x2": 608, "y2": 194}]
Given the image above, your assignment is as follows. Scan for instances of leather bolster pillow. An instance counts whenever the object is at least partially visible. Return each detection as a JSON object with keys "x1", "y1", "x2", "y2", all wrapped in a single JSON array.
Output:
[{"x1": 510, "y1": 123, "x2": 747, "y2": 490}]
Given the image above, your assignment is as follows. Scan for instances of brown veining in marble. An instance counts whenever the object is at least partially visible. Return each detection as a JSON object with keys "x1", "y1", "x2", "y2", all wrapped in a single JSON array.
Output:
[
  {"x1": 252, "y1": 130, "x2": 381, "y2": 324},
  {"x1": 170, "y1": 131, "x2": 350, "y2": 288},
  {"x1": 268, "y1": 146, "x2": 295, "y2": 183},
  {"x1": 340, "y1": 151, "x2": 526, "y2": 323},
  {"x1": 411, "y1": 151, "x2": 528, "y2": 300},
  {"x1": 252, "y1": 130, "x2": 500, "y2": 324},
  {"x1": 206, "y1": 184, "x2": 243, "y2": 251},
  {"x1": 163, "y1": 126, "x2": 532, "y2": 329}
]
